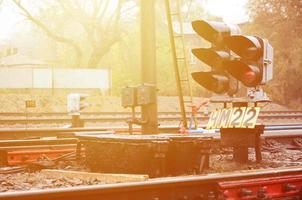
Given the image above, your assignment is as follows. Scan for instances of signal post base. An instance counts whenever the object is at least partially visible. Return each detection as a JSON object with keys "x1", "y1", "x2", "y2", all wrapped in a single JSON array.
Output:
[
  {"x1": 71, "y1": 115, "x2": 84, "y2": 128},
  {"x1": 220, "y1": 125, "x2": 264, "y2": 164}
]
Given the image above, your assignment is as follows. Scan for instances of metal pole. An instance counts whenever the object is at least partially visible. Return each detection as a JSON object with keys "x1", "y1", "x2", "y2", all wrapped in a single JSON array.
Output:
[{"x1": 141, "y1": 0, "x2": 158, "y2": 134}]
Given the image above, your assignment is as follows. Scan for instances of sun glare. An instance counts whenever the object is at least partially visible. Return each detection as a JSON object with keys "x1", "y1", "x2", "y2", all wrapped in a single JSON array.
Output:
[
  {"x1": 0, "y1": 1, "x2": 20, "y2": 41},
  {"x1": 203, "y1": 0, "x2": 249, "y2": 24}
]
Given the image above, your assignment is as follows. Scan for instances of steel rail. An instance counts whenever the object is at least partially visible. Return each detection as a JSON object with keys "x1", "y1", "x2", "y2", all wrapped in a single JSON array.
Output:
[
  {"x1": 0, "y1": 127, "x2": 177, "y2": 135},
  {"x1": 0, "y1": 126, "x2": 179, "y2": 139},
  {"x1": 0, "y1": 124, "x2": 302, "y2": 135},
  {"x1": 0, "y1": 123, "x2": 301, "y2": 142},
  {"x1": 0, "y1": 123, "x2": 300, "y2": 132},
  {"x1": 0, "y1": 144, "x2": 76, "y2": 151},
  {"x1": 1, "y1": 113, "x2": 302, "y2": 125},
  {"x1": 0, "y1": 127, "x2": 111, "y2": 140},
  {"x1": 0, "y1": 138, "x2": 78, "y2": 147},
  {"x1": 1, "y1": 167, "x2": 302, "y2": 200},
  {"x1": 0, "y1": 110, "x2": 301, "y2": 116}
]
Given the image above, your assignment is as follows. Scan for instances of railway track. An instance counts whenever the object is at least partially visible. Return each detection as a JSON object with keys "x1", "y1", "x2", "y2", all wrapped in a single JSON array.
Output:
[
  {"x1": 1, "y1": 167, "x2": 302, "y2": 199},
  {"x1": 0, "y1": 124, "x2": 301, "y2": 166},
  {"x1": 0, "y1": 123, "x2": 301, "y2": 139},
  {"x1": 0, "y1": 112, "x2": 301, "y2": 199},
  {"x1": 1, "y1": 110, "x2": 302, "y2": 116},
  {"x1": 1, "y1": 110, "x2": 302, "y2": 118},
  {"x1": 0, "y1": 125, "x2": 302, "y2": 199},
  {"x1": 0, "y1": 110, "x2": 301, "y2": 125}
]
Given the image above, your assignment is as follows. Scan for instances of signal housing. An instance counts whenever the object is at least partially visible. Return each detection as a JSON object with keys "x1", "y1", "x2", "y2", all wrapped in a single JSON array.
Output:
[
  {"x1": 191, "y1": 20, "x2": 240, "y2": 95},
  {"x1": 224, "y1": 35, "x2": 273, "y2": 87}
]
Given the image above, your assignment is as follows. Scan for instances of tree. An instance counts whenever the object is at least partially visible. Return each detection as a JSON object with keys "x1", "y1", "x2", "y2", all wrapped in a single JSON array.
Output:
[
  {"x1": 247, "y1": 0, "x2": 302, "y2": 108},
  {"x1": 10, "y1": 0, "x2": 131, "y2": 68}
]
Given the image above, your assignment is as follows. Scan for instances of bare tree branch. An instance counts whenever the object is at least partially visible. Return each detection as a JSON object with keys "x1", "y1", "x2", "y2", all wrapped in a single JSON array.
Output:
[
  {"x1": 98, "y1": 0, "x2": 110, "y2": 22},
  {"x1": 11, "y1": 0, "x2": 82, "y2": 67},
  {"x1": 87, "y1": 0, "x2": 123, "y2": 67},
  {"x1": 10, "y1": 0, "x2": 132, "y2": 68}
]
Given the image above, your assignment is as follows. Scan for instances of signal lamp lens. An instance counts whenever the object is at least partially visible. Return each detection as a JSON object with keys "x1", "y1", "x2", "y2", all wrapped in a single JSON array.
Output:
[{"x1": 242, "y1": 70, "x2": 256, "y2": 85}]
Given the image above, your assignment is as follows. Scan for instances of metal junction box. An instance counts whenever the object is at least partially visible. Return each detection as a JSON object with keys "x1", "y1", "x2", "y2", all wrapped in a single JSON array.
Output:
[
  {"x1": 121, "y1": 87, "x2": 137, "y2": 107},
  {"x1": 81, "y1": 135, "x2": 169, "y2": 177},
  {"x1": 137, "y1": 84, "x2": 156, "y2": 106},
  {"x1": 79, "y1": 134, "x2": 212, "y2": 178}
]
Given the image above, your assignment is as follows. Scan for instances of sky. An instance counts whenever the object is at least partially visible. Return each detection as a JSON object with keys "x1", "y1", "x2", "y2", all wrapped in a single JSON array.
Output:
[
  {"x1": 204, "y1": 0, "x2": 249, "y2": 24},
  {"x1": 0, "y1": 0, "x2": 249, "y2": 41},
  {"x1": 0, "y1": 1, "x2": 21, "y2": 41}
]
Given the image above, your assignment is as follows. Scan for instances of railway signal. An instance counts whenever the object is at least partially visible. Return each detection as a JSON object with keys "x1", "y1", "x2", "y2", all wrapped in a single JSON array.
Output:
[
  {"x1": 67, "y1": 93, "x2": 89, "y2": 116},
  {"x1": 191, "y1": 20, "x2": 240, "y2": 96},
  {"x1": 191, "y1": 20, "x2": 274, "y2": 164},
  {"x1": 67, "y1": 93, "x2": 88, "y2": 128},
  {"x1": 224, "y1": 36, "x2": 273, "y2": 87}
]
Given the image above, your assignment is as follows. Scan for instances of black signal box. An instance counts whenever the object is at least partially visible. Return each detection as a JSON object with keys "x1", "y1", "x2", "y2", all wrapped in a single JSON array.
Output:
[
  {"x1": 121, "y1": 87, "x2": 137, "y2": 108},
  {"x1": 137, "y1": 84, "x2": 156, "y2": 106}
]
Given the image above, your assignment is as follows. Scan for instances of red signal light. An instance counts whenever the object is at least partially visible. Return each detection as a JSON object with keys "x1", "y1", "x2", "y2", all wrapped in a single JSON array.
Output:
[{"x1": 242, "y1": 70, "x2": 256, "y2": 85}]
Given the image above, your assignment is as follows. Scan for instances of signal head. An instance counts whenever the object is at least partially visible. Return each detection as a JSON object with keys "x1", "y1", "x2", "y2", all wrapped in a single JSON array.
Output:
[
  {"x1": 191, "y1": 71, "x2": 229, "y2": 94},
  {"x1": 224, "y1": 60, "x2": 262, "y2": 87},
  {"x1": 192, "y1": 48, "x2": 229, "y2": 69},
  {"x1": 192, "y1": 20, "x2": 240, "y2": 46},
  {"x1": 224, "y1": 35, "x2": 270, "y2": 87},
  {"x1": 191, "y1": 20, "x2": 241, "y2": 95},
  {"x1": 224, "y1": 35, "x2": 262, "y2": 60}
]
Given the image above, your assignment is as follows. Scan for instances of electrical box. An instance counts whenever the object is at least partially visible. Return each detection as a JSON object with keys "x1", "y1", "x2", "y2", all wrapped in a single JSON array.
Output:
[
  {"x1": 137, "y1": 84, "x2": 156, "y2": 106},
  {"x1": 121, "y1": 87, "x2": 137, "y2": 107}
]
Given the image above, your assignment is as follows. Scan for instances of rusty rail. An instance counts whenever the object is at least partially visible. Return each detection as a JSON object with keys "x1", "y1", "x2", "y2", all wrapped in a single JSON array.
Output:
[
  {"x1": 0, "y1": 111, "x2": 302, "y2": 125},
  {"x1": 1, "y1": 167, "x2": 302, "y2": 200}
]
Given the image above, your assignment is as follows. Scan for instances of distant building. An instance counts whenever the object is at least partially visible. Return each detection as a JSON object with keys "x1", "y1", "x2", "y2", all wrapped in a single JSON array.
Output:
[
  {"x1": 0, "y1": 53, "x2": 49, "y2": 68},
  {"x1": 0, "y1": 44, "x2": 18, "y2": 60}
]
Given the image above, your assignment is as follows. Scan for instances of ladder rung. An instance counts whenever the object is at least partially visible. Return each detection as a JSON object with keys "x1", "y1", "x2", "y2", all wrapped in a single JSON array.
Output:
[
  {"x1": 173, "y1": 34, "x2": 182, "y2": 38},
  {"x1": 166, "y1": 1, "x2": 194, "y2": 112},
  {"x1": 170, "y1": 12, "x2": 180, "y2": 16}
]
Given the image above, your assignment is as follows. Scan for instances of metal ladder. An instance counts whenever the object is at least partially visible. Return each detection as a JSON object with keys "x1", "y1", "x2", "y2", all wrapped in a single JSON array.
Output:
[{"x1": 164, "y1": 0, "x2": 197, "y2": 130}]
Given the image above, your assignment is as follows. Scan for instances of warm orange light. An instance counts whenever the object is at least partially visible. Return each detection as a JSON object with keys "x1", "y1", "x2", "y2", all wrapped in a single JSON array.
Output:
[{"x1": 242, "y1": 70, "x2": 256, "y2": 84}]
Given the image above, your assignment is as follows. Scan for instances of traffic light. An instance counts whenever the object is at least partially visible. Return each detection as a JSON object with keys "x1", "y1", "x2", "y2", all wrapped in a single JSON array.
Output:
[
  {"x1": 191, "y1": 20, "x2": 240, "y2": 95},
  {"x1": 67, "y1": 93, "x2": 89, "y2": 115},
  {"x1": 224, "y1": 36, "x2": 273, "y2": 87}
]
